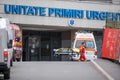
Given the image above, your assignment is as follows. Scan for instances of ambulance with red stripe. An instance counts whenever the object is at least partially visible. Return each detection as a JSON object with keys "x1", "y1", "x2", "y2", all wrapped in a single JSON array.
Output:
[{"x1": 72, "y1": 31, "x2": 97, "y2": 60}]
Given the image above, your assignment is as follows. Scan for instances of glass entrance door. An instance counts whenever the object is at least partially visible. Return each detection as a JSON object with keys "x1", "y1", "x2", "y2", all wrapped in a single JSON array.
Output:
[
  {"x1": 22, "y1": 30, "x2": 62, "y2": 61},
  {"x1": 28, "y1": 36, "x2": 40, "y2": 61},
  {"x1": 41, "y1": 37, "x2": 51, "y2": 61}
]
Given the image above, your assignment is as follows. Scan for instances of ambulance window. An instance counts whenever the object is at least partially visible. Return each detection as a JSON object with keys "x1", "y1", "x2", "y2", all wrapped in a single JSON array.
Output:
[
  {"x1": 85, "y1": 40, "x2": 95, "y2": 48},
  {"x1": 75, "y1": 40, "x2": 84, "y2": 48}
]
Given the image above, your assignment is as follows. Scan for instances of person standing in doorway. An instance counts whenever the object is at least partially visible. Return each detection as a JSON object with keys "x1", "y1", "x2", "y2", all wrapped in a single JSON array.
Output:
[{"x1": 79, "y1": 42, "x2": 86, "y2": 61}]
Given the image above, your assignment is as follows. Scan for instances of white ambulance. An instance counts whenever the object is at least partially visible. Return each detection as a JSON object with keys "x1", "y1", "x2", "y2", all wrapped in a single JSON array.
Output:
[
  {"x1": 0, "y1": 18, "x2": 13, "y2": 79},
  {"x1": 72, "y1": 31, "x2": 97, "y2": 61}
]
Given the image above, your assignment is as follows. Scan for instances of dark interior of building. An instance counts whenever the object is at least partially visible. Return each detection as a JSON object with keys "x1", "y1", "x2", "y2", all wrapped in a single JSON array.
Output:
[{"x1": 22, "y1": 30, "x2": 61, "y2": 61}]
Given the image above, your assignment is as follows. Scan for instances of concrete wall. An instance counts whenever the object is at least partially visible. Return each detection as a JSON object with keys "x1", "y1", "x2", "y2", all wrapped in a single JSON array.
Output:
[{"x1": 0, "y1": 0, "x2": 120, "y2": 29}]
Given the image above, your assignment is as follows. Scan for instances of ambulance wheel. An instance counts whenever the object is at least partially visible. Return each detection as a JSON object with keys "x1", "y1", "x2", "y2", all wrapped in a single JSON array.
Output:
[{"x1": 4, "y1": 69, "x2": 10, "y2": 79}]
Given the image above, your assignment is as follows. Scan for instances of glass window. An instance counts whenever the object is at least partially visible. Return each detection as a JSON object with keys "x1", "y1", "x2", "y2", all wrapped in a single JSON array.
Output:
[
  {"x1": 75, "y1": 40, "x2": 95, "y2": 48},
  {"x1": 75, "y1": 40, "x2": 84, "y2": 48},
  {"x1": 85, "y1": 40, "x2": 95, "y2": 48}
]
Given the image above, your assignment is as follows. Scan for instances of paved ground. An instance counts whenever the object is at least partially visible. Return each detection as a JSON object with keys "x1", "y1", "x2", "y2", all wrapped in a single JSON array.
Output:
[
  {"x1": 9, "y1": 59, "x2": 120, "y2": 80},
  {"x1": 10, "y1": 61, "x2": 107, "y2": 80},
  {"x1": 95, "y1": 58, "x2": 120, "y2": 80}
]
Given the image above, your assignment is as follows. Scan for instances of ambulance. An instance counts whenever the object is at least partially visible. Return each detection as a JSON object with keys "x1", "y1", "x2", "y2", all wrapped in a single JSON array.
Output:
[
  {"x1": 0, "y1": 18, "x2": 13, "y2": 79},
  {"x1": 10, "y1": 24, "x2": 22, "y2": 61},
  {"x1": 72, "y1": 31, "x2": 97, "y2": 60}
]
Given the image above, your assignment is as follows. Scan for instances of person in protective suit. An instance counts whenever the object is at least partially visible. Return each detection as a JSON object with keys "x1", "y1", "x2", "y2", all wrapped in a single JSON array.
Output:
[{"x1": 79, "y1": 42, "x2": 86, "y2": 61}]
